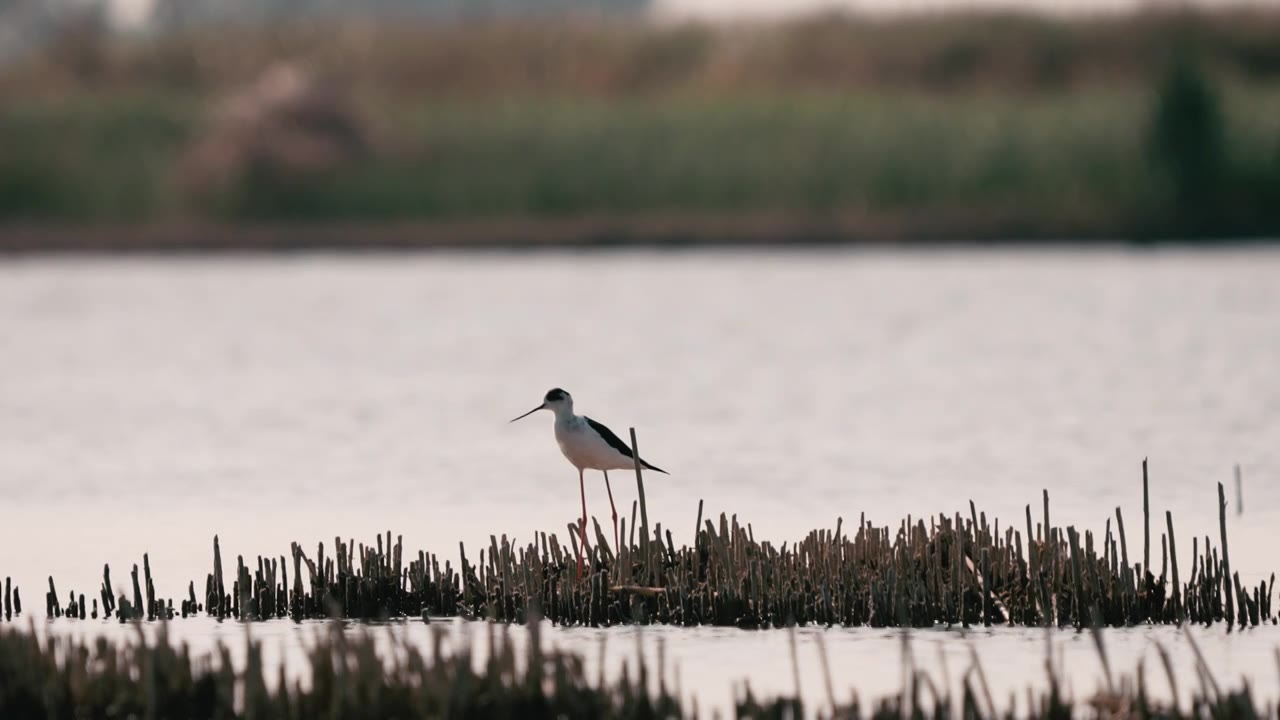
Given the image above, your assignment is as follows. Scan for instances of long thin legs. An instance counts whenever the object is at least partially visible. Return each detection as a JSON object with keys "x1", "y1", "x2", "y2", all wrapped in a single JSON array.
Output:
[
  {"x1": 603, "y1": 470, "x2": 620, "y2": 552},
  {"x1": 577, "y1": 467, "x2": 588, "y2": 579}
]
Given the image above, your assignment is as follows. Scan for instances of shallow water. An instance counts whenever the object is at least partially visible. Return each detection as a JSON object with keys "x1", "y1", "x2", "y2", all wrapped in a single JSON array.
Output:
[{"x1": 2, "y1": 247, "x2": 1279, "y2": 708}]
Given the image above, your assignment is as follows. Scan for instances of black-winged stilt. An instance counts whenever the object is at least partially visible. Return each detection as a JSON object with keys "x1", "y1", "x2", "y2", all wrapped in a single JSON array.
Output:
[{"x1": 510, "y1": 388, "x2": 667, "y2": 577}]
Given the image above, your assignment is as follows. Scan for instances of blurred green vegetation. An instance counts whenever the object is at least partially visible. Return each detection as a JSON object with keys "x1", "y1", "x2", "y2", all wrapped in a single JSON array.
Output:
[
  {"x1": 203, "y1": 91, "x2": 1276, "y2": 225},
  {"x1": 1, "y1": 10, "x2": 1279, "y2": 243},
  {"x1": 0, "y1": 94, "x2": 197, "y2": 221}
]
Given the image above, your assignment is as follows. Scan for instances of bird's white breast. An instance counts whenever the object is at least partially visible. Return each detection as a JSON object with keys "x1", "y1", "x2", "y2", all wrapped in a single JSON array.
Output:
[{"x1": 555, "y1": 416, "x2": 628, "y2": 471}]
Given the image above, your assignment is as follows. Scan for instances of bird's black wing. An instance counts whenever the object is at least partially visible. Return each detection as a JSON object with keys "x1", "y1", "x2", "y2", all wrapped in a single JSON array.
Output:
[
  {"x1": 584, "y1": 417, "x2": 633, "y2": 458},
  {"x1": 584, "y1": 416, "x2": 669, "y2": 474}
]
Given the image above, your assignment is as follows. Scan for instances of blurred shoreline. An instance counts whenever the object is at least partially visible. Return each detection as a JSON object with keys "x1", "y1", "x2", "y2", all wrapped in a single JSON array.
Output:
[{"x1": 3, "y1": 217, "x2": 1276, "y2": 255}]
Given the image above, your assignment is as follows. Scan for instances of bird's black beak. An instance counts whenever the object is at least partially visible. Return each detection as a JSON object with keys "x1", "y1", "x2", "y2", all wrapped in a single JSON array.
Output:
[{"x1": 509, "y1": 404, "x2": 545, "y2": 423}]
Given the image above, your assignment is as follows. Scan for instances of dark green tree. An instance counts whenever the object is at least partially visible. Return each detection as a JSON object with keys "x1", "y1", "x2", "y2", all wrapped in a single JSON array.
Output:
[{"x1": 1148, "y1": 50, "x2": 1226, "y2": 227}]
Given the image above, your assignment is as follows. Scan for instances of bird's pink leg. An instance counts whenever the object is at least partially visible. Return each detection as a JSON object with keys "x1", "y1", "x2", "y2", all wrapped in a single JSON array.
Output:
[
  {"x1": 603, "y1": 470, "x2": 620, "y2": 552},
  {"x1": 577, "y1": 467, "x2": 589, "y2": 579}
]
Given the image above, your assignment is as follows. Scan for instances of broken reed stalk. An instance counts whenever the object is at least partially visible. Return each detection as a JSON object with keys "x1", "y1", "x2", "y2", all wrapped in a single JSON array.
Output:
[
  {"x1": 1218, "y1": 482, "x2": 1234, "y2": 627},
  {"x1": 629, "y1": 427, "x2": 650, "y2": 556},
  {"x1": 981, "y1": 548, "x2": 991, "y2": 627},
  {"x1": 1143, "y1": 458, "x2": 1150, "y2": 579},
  {"x1": 1114, "y1": 507, "x2": 1129, "y2": 570},
  {"x1": 1068, "y1": 528, "x2": 1084, "y2": 629},
  {"x1": 1166, "y1": 511, "x2": 1181, "y2": 623},
  {"x1": 694, "y1": 499, "x2": 704, "y2": 551}
]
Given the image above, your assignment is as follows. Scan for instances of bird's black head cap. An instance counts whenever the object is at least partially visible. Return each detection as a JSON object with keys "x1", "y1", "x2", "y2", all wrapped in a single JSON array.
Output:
[{"x1": 544, "y1": 388, "x2": 569, "y2": 403}]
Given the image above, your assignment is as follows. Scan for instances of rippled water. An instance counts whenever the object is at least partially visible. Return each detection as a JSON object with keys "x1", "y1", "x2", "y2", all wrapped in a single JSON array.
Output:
[{"x1": 2, "y1": 248, "x2": 1279, "y2": 709}]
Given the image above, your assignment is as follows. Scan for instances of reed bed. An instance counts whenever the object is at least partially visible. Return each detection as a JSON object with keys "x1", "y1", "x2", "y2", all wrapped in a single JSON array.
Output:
[
  {"x1": 0, "y1": 613, "x2": 684, "y2": 719},
  {"x1": 30, "y1": 462, "x2": 1276, "y2": 630},
  {"x1": 0, "y1": 614, "x2": 1275, "y2": 718}
]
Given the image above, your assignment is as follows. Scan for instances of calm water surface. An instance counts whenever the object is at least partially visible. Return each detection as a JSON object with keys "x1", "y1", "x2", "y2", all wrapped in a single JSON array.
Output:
[{"x1": 2, "y1": 248, "x2": 1279, "y2": 709}]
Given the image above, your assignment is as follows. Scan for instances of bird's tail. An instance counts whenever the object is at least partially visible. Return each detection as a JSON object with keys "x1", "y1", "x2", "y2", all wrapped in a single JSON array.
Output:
[{"x1": 641, "y1": 459, "x2": 669, "y2": 475}]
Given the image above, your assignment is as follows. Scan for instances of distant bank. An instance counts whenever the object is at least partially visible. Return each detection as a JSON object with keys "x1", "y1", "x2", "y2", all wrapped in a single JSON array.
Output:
[
  {"x1": 2, "y1": 10, "x2": 1278, "y2": 250},
  {"x1": 2, "y1": 216, "x2": 1275, "y2": 254}
]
